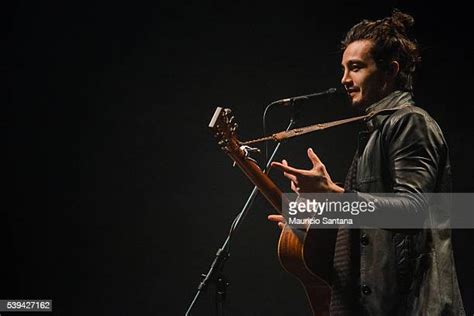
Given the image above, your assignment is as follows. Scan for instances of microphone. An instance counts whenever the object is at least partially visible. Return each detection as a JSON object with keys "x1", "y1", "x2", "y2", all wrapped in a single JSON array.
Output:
[{"x1": 271, "y1": 87, "x2": 337, "y2": 107}]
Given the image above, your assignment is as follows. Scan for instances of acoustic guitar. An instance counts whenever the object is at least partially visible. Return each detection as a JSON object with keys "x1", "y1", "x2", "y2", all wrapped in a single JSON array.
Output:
[{"x1": 209, "y1": 107, "x2": 336, "y2": 316}]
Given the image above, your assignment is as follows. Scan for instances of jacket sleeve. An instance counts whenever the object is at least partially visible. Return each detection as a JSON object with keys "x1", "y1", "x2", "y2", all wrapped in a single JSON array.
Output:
[
  {"x1": 384, "y1": 109, "x2": 444, "y2": 194},
  {"x1": 354, "y1": 108, "x2": 447, "y2": 227}
]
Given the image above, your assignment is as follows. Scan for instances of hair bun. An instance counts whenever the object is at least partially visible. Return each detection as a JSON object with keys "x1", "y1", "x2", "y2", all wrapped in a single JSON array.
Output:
[{"x1": 391, "y1": 9, "x2": 415, "y2": 34}]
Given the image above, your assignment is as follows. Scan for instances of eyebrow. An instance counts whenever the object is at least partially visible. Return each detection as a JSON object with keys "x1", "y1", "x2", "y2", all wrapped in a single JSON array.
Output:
[{"x1": 341, "y1": 59, "x2": 366, "y2": 68}]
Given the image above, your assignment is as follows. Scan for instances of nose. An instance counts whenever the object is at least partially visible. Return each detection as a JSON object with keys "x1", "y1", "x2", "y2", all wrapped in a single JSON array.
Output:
[{"x1": 341, "y1": 69, "x2": 352, "y2": 87}]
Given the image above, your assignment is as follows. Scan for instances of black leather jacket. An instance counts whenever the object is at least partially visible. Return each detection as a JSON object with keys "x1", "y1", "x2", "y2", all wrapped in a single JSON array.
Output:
[{"x1": 344, "y1": 91, "x2": 465, "y2": 315}]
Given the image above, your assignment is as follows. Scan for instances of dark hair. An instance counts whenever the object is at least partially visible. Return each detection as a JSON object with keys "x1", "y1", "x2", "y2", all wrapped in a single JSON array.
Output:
[{"x1": 341, "y1": 9, "x2": 421, "y2": 91}]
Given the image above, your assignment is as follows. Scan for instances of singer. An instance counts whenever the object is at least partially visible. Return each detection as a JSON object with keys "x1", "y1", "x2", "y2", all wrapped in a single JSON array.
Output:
[{"x1": 268, "y1": 10, "x2": 465, "y2": 315}]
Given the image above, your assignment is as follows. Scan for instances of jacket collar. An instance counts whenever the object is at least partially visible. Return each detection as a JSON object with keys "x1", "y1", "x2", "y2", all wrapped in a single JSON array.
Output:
[{"x1": 365, "y1": 90, "x2": 414, "y2": 131}]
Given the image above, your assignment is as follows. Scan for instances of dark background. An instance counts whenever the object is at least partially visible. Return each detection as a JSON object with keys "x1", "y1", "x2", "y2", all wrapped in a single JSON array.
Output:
[{"x1": 5, "y1": 1, "x2": 473, "y2": 315}]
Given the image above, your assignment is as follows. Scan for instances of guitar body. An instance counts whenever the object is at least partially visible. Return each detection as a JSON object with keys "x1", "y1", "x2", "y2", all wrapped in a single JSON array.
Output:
[
  {"x1": 278, "y1": 227, "x2": 336, "y2": 315},
  {"x1": 209, "y1": 107, "x2": 336, "y2": 315}
]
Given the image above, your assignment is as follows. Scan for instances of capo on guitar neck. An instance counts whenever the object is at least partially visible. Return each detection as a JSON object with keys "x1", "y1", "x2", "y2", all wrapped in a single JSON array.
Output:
[{"x1": 233, "y1": 145, "x2": 261, "y2": 167}]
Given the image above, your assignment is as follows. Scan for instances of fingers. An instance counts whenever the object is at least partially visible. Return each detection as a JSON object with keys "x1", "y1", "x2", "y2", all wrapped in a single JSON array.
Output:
[
  {"x1": 267, "y1": 214, "x2": 285, "y2": 222},
  {"x1": 282, "y1": 160, "x2": 298, "y2": 183},
  {"x1": 290, "y1": 180, "x2": 299, "y2": 193},
  {"x1": 271, "y1": 161, "x2": 303, "y2": 176},
  {"x1": 267, "y1": 214, "x2": 286, "y2": 230},
  {"x1": 307, "y1": 147, "x2": 322, "y2": 166}
]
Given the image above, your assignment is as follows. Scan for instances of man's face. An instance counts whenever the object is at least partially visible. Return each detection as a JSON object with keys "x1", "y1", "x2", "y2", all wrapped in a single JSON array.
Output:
[{"x1": 341, "y1": 40, "x2": 390, "y2": 110}]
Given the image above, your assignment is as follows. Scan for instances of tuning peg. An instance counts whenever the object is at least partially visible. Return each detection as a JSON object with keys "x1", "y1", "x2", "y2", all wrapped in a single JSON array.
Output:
[{"x1": 223, "y1": 109, "x2": 232, "y2": 117}]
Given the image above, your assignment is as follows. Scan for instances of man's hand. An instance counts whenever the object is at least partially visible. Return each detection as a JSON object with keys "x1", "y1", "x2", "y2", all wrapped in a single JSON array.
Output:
[
  {"x1": 267, "y1": 148, "x2": 343, "y2": 229},
  {"x1": 267, "y1": 214, "x2": 286, "y2": 229},
  {"x1": 271, "y1": 148, "x2": 344, "y2": 194}
]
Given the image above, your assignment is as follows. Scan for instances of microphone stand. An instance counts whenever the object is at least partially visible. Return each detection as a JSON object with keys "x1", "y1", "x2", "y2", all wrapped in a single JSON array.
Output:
[{"x1": 185, "y1": 101, "x2": 300, "y2": 316}]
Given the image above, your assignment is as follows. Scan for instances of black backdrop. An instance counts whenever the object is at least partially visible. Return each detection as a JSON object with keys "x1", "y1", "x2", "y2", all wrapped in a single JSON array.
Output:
[{"x1": 6, "y1": 1, "x2": 474, "y2": 315}]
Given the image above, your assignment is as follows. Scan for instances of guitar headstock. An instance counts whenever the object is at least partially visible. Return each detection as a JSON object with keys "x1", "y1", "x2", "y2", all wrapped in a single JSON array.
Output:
[
  {"x1": 208, "y1": 107, "x2": 283, "y2": 213},
  {"x1": 209, "y1": 107, "x2": 239, "y2": 152}
]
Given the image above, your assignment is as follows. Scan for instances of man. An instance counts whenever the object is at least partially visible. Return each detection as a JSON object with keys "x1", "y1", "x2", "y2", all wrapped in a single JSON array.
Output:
[{"x1": 268, "y1": 10, "x2": 465, "y2": 315}]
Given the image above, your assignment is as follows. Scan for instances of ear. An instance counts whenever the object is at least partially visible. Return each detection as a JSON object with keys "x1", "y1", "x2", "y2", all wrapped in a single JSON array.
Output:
[{"x1": 386, "y1": 60, "x2": 400, "y2": 79}]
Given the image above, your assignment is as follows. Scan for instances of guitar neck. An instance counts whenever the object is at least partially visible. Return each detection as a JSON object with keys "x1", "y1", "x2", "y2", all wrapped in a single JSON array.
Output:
[{"x1": 226, "y1": 138, "x2": 284, "y2": 213}]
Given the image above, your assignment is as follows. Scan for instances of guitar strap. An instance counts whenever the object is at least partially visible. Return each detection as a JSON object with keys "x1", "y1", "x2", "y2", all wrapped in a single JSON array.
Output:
[{"x1": 239, "y1": 107, "x2": 405, "y2": 145}]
